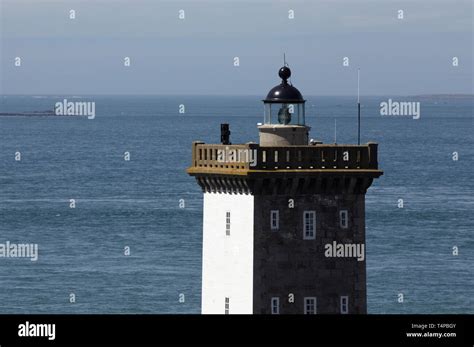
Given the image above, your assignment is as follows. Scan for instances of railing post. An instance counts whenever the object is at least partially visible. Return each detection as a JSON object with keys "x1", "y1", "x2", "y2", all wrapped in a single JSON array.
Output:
[
  {"x1": 192, "y1": 141, "x2": 204, "y2": 167},
  {"x1": 367, "y1": 142, "x2": 378, "y2": 169}
]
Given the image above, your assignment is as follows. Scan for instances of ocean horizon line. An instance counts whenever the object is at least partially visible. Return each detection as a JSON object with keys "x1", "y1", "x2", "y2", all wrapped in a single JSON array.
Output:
[{"x1": 1, "y1": 93, "x2": 473, "y2": 98}]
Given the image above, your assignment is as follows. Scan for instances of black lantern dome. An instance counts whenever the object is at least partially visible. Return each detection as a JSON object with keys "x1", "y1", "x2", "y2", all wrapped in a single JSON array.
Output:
[
  {"x1": 264, "y1": 67, "x2": 305, "y2": 103},
  {"x1": 262, "y1": 66, "x2": 306, "y2": 125}
]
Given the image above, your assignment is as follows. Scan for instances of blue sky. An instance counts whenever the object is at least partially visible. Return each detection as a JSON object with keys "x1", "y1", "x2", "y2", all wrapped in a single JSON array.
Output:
[{"x1": 1, "y1": 0, "x2": 472, "y2": 95}]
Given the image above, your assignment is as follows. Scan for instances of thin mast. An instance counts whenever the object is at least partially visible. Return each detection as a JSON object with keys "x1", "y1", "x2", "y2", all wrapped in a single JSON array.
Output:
[{"x1": 357, "y1": 68, "x2": 361, "y2": 145}]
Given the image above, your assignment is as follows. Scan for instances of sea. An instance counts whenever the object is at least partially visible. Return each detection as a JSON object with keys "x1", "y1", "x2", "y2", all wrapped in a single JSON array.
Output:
[{"x1": 0, "y1": 95, "x2": 472, "y2": 314}]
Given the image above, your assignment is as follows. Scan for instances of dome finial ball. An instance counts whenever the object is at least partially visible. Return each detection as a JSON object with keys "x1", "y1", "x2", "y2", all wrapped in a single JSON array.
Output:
[{"x1": 279, "y1": 66, "x2": 291, "y2": 82}]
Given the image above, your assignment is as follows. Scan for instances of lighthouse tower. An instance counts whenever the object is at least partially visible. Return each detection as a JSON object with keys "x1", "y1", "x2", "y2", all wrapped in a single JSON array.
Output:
[{"x1": 187, "y1": 66, "x2": 382, "y2": 314}]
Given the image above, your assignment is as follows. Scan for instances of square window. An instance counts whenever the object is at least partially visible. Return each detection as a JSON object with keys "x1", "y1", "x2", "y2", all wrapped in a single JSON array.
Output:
[
  {"x1": 304, "y1": 297, "x2": 317, "y2": 314},
  {"x1": 340, "y1": 210, "x2": 348, "y2": 229},
  {"x1": 340, "y1": 296, "x2": 348, "y2": 314},
  {"x1": 226, "y1": 211, "x2": 231, "y2": 236},
  {"x1": 225, "y1": 297, "x2": 230, "y2": 314},
  {"x1": 270, "y1": 210, "x2": 279, "y2": 231},
  {"x1": 303, "y1": 211, "x2": 316, "y2": 239},
  {"x1": 271, "y1": 297, "x2": 280, "y2": 314}
]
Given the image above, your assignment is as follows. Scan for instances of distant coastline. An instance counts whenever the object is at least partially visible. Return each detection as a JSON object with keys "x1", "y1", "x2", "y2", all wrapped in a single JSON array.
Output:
[
  {"x1": 413, "y1": 94, "x2": 474, "y2": 99},
  {"x1": 0, "y1": 111, "x2": 56, "y2": 117}
]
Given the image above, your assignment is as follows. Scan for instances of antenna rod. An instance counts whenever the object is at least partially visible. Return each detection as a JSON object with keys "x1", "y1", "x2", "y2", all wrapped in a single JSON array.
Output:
[
  {"x1": 357, "y1": 68, "x2": 361, "y2": 145},
  {"x1": 283, "y1": 53, "x2": 287, "y2": 66},
  {"x1": 334, "y1": 118, "x2": 337, "y2": 144}
]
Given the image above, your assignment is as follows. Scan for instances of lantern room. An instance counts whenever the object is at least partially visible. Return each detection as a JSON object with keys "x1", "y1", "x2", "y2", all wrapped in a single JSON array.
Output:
[{"x1": 263, "y1": 66, "x2": 306, "y2": 126}]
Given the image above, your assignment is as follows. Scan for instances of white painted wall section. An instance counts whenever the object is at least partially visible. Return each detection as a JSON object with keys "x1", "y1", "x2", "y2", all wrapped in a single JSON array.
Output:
[{"x1": 202, "y1": 192, "x2": 254, "y2": 314}]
